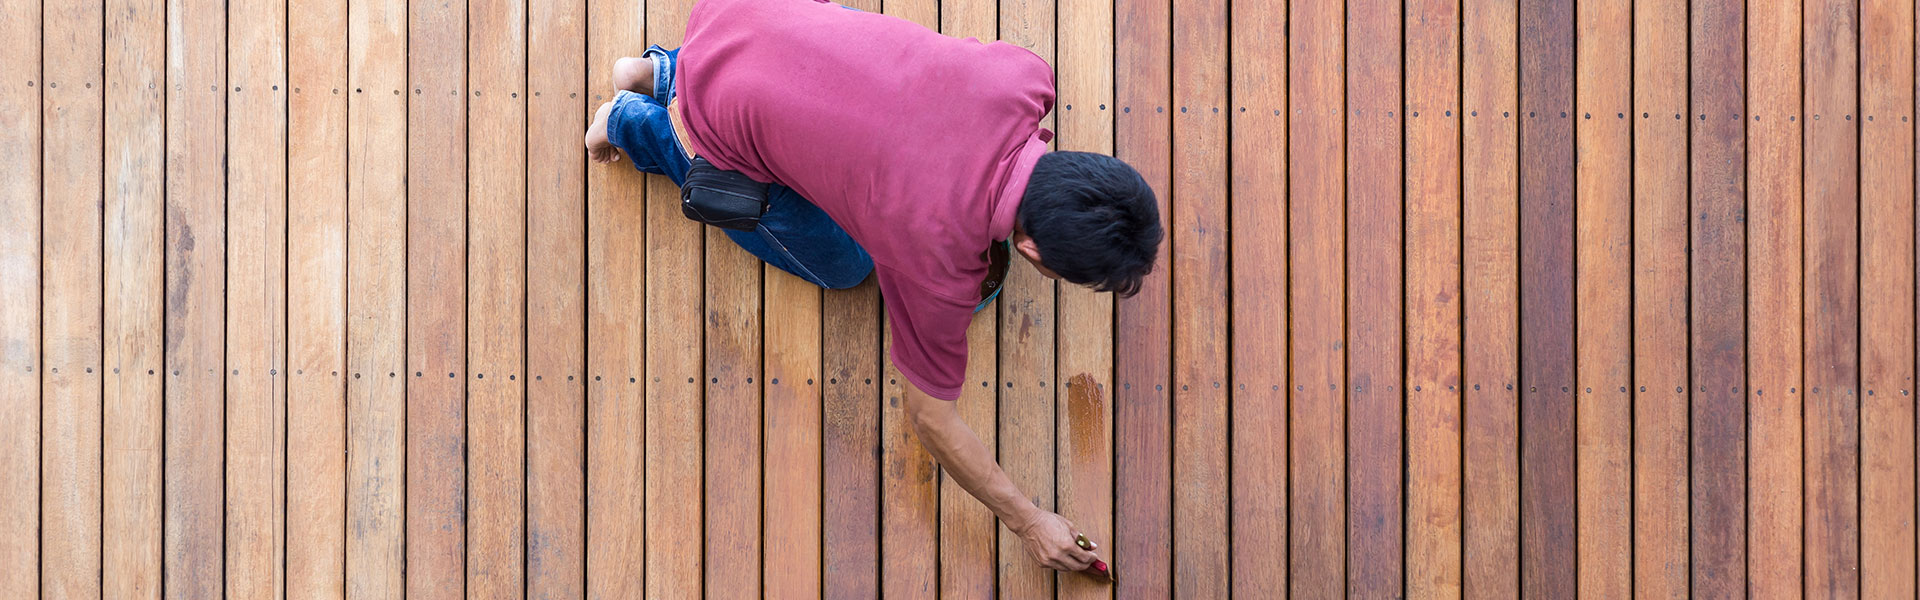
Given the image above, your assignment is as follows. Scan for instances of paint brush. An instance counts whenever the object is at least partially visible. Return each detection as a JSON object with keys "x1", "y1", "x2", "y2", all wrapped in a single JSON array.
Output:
[{"x1": 1076, "y1": 533, "x2": 1115, "y2": 584}]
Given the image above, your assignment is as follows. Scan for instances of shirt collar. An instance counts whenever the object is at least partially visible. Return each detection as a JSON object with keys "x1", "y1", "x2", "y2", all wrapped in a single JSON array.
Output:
[{"x1": 990, "y1": 128, "x2": 1053, "y2": 241}]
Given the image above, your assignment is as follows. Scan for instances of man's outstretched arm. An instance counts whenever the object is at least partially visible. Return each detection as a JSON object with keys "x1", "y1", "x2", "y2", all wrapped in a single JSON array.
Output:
[{"x1": 900, "y1": 381, "x2": 1099, "y2": 571}]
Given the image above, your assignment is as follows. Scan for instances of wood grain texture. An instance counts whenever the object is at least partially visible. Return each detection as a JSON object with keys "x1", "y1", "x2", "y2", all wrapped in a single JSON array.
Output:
[
  {"x1": 1574, "y1": 0, "x2": 1632, "y2": 595},
  {"x1": 1802, "y1": 0, "x2": 1860, "y2": 595},
  {"x1": 1461, "y1": 0, "x2": 1519, "y2": 594},
  {"x1": 1404, "y1": 0, "x2": 1460, "y2": 595},
  {"x1": 1171, "y1": 0, "x2": 1228, "y2": 594},
  {"x1": 705, "y1": 224, "x2": 763, "y2": 599},
  {"x1": 584, "y1": 0, "x2": 648, "y2": 593},
  {"x1": 825, "y1": 280, "x2": 883, "y2": 598},
  {"x1": 1859, "y1": 0, "x2": 1915, "y2": 593},
  {"x1": 1633, "y1": 0, "x2": 1691, "y2": 594},
  {"x1": 764, "y1": 271, "x2": 822, "y2": 599},
  {"x1": 345, "y1": 0, "x2": 410, "y2": 589},
  {"x1": 0, "y1": 0, "x2": 39, "y2": 589},
  {"x1": 1517, "y1": 0, "x2": 1575, "y2": 594},
  {"x1": 942, "y1": 313, "x2": 1000, "y2": 598},
  {"x1": 881, "y1": 322, "x2": 939, "y2": 599},
  {"x1": 997, "y1": 0, "x2": 1058, "y2": 590},
  {"x1": 1288, "y1": 0, "x2": 1344, "y2": 592},
  {"x1": 104, "y1": 0, "x2": 167, "y2": 591},
  {"x1": 642, "y1": 0, "x2": 704, "y2": 591},
  {"x1": 163, "y1": 0, "x2": 228, "y2": 590},
  {"x1": 1115, "y1": 0, "x2": 1173, "y2": 590},
  {"x1": 468, "y1": 0, "x2": 529, "y2": 592},
  {"x1": 40, "y1": 0, "x2": 105, "y2": 594},
  {"x1": 224, "y1": 0, "x2": 289, "y2": 591},
  {"x1": 1688, "y1": 0, "x2": 1748, "y2": 594},
  {"x1": 526, "y1": 0, "x2": 587, "y2": 591},
  {"x1": 1227, "y1": 0, "x2": 1284, "y2": 593},
  {"x1": 1744, "y1": 0, "x2": 1804, "y2": 594},
  {"x1": 1344, "y1": 0, "x2": 1402, "y2": 594}
]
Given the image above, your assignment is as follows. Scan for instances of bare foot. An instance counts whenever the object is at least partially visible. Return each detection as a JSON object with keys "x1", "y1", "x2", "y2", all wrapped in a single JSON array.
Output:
[
  {"x1": 612, "y1": 56, "x2": 653, "y2": 96},
  {"x1": 585, "y1": 100, "x2": 621, "y2": 164}
]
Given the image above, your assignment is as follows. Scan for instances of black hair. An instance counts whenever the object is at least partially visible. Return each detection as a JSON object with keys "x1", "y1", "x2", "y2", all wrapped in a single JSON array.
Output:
[{"x1": 1016, "y1": 151, "x2": 1162, "y2": 297}]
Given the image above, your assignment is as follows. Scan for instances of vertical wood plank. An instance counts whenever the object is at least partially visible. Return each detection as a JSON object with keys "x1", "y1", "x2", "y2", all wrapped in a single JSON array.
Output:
[
  {"x1": 1226, "y1": 0, "x2": 1284, "y2": 592},
  {"x1": 997, "y1": 0, "x2": 1058, "y2": 590},
  {"x1": 1859, "y1": 0, "x2": 1915, "y2": 592},
  {"x1": 104, "y1": 0, "x2": 167, "y2": 590},
  {"x1": 1115, "y1": 0, "x2": 1173, "y2": 588},
  {"x1": 1744, "y1": 0, "x2": 1805, "y2": 593},
  {"x1": 764, "y1": 272, "x2": 822, "y2": 598},
  {"x1": 345, "y1": 0, "x2": 410, "y2": 587},
  {"x1": 705, "y1": 202, "x2": 763, "y2": 598},
  {"x1": 0, "y1": 0, "x2": 40, "y2": 590},
  {"x1": 1573, "y1": 0, "x2": 1632, "y2": 595},
  {"x1": 41, "y1": 0, "x2": 105, "y2": 594},
  {"x1": 1802, "y1": 0, "x2": 1860, "y2": 594},
  {"x1": 643, "y1": 0, "x2": 704, "y2": 590},
  {"x1": 1632, "y1": 0, "x2": 1691, "y2": 593},
  {"x1": 1344, "y1": 0, "x2": 1402, "y2": 593},
  {"x1": 164, "y1": 0, "x2": 228, "y2": 589},
  {"x1": 584, "y1": 0, "x2": 647, "y2": 592},
  {"x1": 1517, "y1": 0, "x2": 1575, "y2": 594},
  {"x1": 882, "y1": 321, "x2": 939, "y2": 599},
  {"x1": 823, "y1": 279, "x2": 883, "y2": 598},
  {"x1": 225, "y1": 0, "x2": 289, "y2": 591},
  {"x1": 1170, "y1": 0, "x2": 1228, "y2": 591},
  {"x1": 468, "y1": 0, "x2": 529, "y2": 592},
  {"x1": 1461, "y1": 0, "x2": 1519, "y2": 593},
  {"x1": 1689, "y1": 0, "x2": 1749, "y2": 594},
  {"x1": 406, "y1": 0, "x2": 470, "y2": 589},
  {"x1": 1288, "y1": 0, "x2": 1344, "y2": 591},
  {"x1": 526, "y1": 0, "x2": 588, "y2": 589},
  {"x1": 1404, "y1": 0, "x2": 1460, "y2": 595}
]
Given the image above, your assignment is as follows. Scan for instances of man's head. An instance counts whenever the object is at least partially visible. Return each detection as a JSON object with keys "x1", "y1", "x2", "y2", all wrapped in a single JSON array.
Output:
[{"x1": 1009, "y1": 151, "x2": 1162, "y2": 297}]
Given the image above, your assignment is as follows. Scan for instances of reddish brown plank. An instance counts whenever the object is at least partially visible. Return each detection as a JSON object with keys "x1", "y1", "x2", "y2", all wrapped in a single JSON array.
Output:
[
  {"x1": 1345, "y1": 0, "x2": 1402, "y2": 593},
  {"x1": 1859, "y1": 0, "x2": 1915, "y2": 593},
  {"x1": 1171, "y1": 0, "x2": 1228, "y2": 593},
  {"x1": 1518, "y1": 0, "x2": 1575, "y2": 594},
  {"x1": 1227, "y1": 0, "x2": 1285, "y2": 592},
  {"x1": 1462, "y1": 0, "x2": 1519, "y2": 594},
  {"x1": 1404, "y1": 0, "x2": 1460, "y2": 594},
  {"x1": 1803, "y1": 0, "x2": 1860, "y2": 595},
  {"x1": 705, "y1": 225, "x2": 763, "y2": 599},
  {"x1": 823, "y1": 279, "x2": 883, "y2": 597},
  {"x1": 1632, "y1": 0, "x2": 1690, "y2": 594},
  {"x1": 881, "y1": 322, "x2": 940, "y2": 599},
  {"x1": 1288, "y1": 0, "x2": 1344, "y2": 591},
  {"x1": 1574, "y1": 0, "x2": 1632, "y2": 595}
]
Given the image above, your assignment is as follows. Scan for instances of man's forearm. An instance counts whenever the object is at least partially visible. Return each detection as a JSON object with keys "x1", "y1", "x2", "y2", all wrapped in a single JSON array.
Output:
[{"x1": 904, "y1": 384, "x2": 1042, "y2": 530}]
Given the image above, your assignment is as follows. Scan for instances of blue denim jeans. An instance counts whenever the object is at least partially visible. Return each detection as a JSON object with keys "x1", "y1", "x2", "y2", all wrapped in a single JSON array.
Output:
[{"x1": 606, "y1": 45, "x2": 875, "y2": 289}]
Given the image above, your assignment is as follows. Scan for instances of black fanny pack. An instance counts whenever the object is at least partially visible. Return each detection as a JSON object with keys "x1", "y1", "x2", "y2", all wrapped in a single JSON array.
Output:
[{"x1": 681, "y1": 156, "x2": 770, "y2": 231}]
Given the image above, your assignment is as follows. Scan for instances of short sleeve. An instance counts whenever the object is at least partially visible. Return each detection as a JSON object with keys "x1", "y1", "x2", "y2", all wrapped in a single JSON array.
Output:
[{"x1": 877, "y1": 267, "x2": 978, "y2": 401}]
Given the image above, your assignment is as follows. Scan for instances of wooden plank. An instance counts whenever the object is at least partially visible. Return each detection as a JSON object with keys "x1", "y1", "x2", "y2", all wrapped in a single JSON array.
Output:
[
  {"x1": 705, "y1": 225, "x2": 763, "y2": 599},
  {"x1": 1688, "y1": 0, "x2": 1748, "y2": 594},
  {"x1": 881, "y1": 322, "x2": 939, "y2": 599},
  {"x1": 1632, "y1": 0, "x2": 1690, "y2": 594},
  {"x1": 1403, "y1": 0, "x2": 1459, "y2": 595},
  {"x1": 643, "y1": 0, "x2": 704, "y2": 590},
  {"x1": 468, "y1": 0, "x2": 528, "y2": 592},
  {"x1": 584, "y1": 0, "x2": 647, "y2": 590},
  {"x1": 824, "y1": 280, "x2": 883, "y2": 598},
  {"x1": 1859, "y1": 0, "x2": 1915, "y2": 593},
  {"x1": 163, "y1": 0, "x2": 227, "y2": 590},
  {"x1": 1115, "y1": 0, "x2": 1173, "y2": 587},
  {"x1": 1288, "y1": 0, "x2": 1344, "y2": 591},
  {"x1": 996, "y1": 0, "x2": 1057, "y2": 591},
  {"x1": 1517, "y1": 0, "x2": 1575, "y2": 594},
  {"x1": 41, "y1": 0, "x2": 105, "y2": 593},
  {"x1": 764, "y1": 271, "x2": 821, "y2": 598},
  {"x1": 0, "y1": 0, "x2": 39, "y2": 589},
  {"x1": 406, "y1": 0, "x2": 470, "y2": 590},
  {"x1": 1573, "y1": 0, "x2": 1632, "y2": 595},
  {"x1": 1344, "y1": 0, "x2": 1401, "y2": 593},
  {"x1": 1802, "y1": 0, "x2": 1860, "y2": 594},
  {"x1": 1227, "y1": 0, "x2": 1283, "y2": 594},
  {"x1": 225, "y1": 0, "x2": 289, "y2": 591},
  {"x1": 1461, "y1": 0, "x2": 1519, "y2": 594},
  {"x1": 345, "y1": 0, "x2": 409, "y2": 588},
  {"x1": 103, "y1": 0, "x2": 166, "y2": 591},
  {"x1": 526, "y1": 0, "x2": 587, "y2": 589},
  {"x1": 1744, "y1": 0, "x2": 1804, "y2": 593}
]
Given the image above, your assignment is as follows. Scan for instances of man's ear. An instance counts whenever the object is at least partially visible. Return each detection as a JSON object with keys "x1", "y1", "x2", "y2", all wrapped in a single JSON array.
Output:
[{"x1": 1012, "y1": 234, "x2": 1044, "y2": 265}]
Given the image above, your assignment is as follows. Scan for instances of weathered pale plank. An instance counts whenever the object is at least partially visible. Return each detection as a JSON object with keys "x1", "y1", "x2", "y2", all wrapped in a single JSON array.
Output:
[{"x1": 1860, "y1": 0, "x2": 1915, "y2": 593}]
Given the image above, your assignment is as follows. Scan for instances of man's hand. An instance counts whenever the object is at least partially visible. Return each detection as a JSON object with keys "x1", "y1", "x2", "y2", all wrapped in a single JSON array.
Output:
[{"x1": 1010, "y1": 510, "x2": 1100, "y2": 572}]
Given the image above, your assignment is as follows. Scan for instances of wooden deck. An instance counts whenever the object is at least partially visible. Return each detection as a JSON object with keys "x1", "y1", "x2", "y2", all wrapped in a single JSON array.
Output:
[{"x1": 3, "y1": 0, "x2": 1917, "y2": 596}]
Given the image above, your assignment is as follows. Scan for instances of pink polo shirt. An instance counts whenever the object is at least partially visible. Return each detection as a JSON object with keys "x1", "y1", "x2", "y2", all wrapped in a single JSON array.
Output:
[{"x1": 678, "y1": 0, "x2": 1055, "y2": 400}]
